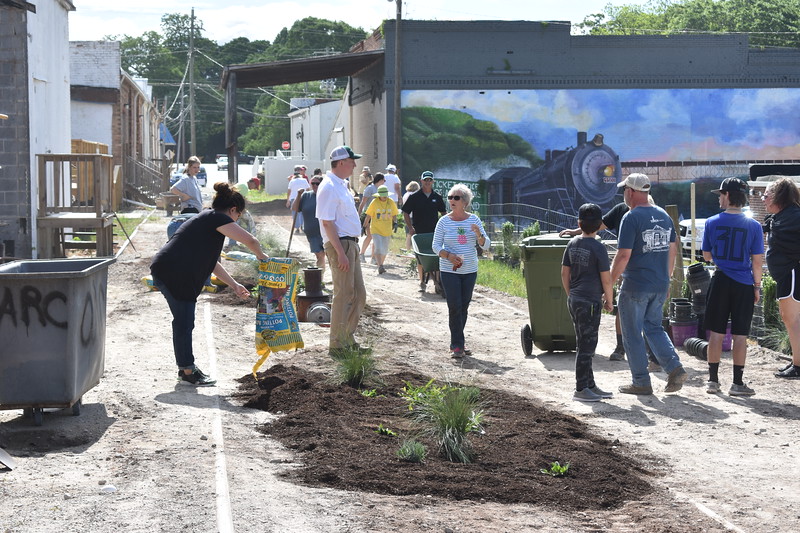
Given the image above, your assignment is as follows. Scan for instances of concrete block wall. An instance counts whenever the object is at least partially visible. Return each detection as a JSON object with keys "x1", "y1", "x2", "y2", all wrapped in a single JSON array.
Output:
[{"x1": 0, "y1": 6, "x2": 31, "y2": 258}]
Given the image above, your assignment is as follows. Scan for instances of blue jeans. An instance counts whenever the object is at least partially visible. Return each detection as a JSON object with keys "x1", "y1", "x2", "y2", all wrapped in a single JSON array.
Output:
[
  {"x1": 618, "y1": 288, "x2": 682, "y2": 387},
  {"x1": 153, "y1": 277, "x2": 197, "y2": 370},
  {"x1": 440, "y1": 271, "x2": 477, "y2": 350}
]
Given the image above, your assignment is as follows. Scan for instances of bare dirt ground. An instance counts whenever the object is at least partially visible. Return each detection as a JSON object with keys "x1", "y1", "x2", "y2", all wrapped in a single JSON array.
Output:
[{"x1": 1, "y1": 199, "x2": 799, "y2": 533}]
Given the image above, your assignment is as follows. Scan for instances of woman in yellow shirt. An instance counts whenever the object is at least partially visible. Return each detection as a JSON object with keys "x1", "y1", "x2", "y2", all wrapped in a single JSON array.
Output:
[{"x1": 364, "y1": 185, "x2": 398, "y2": 274}]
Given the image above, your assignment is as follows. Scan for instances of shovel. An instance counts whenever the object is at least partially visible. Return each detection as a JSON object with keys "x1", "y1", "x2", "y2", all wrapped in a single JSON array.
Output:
[
  {"x1": 0, "y1": 446, "x2": 16, "y2": 470},
  {"x1": 286, "y1": 209, "x2": 299, "y2": 257}
]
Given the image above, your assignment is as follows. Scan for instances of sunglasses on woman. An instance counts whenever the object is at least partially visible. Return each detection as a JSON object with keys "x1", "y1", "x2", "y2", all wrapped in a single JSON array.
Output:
[{"x1": 447, "y1": 195, "x2": 461, "y2": 201}]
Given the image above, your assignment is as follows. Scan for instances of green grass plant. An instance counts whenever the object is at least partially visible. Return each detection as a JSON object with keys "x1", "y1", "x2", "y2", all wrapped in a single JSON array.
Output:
[
  {"x1": 332, "y1": 347, "x2": 379, "y2": 388},
  {"x1": 406, "y1": 383, "x2": 485, "y2": 463},
  {"x1": 396, "y1": 439, "x2": 427, "y2": 463}
]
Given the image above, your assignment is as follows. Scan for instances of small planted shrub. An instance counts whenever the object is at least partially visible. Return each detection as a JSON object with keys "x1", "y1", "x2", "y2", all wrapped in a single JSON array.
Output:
[
  {"x1": 501, "y1": 221, "x2": 515, "y2": 252},
  {"x1": 541, "y1": 461, "x2": 570, "y2": 477},
  {"x1": 374, "y1": 424, "x2": 397, "y2": 437},
  {"x1": 763, "y1": 274, "x2": 780, "y2": 329},
  {"x1": 396, "y1": 439, "x2": 427, "y2": 463},
  {"x1": 400, "y1": 379, "x2": 452, "y2": 411},
  {"x1": 405, "y1": 382, "x2": 485, "y2": 464},
  {"x1": 332, "y1": 347, "x2": 379, "y2": 388},
  {"x1": 521, "y1": 221, "x2": 540, "y2": 239}
]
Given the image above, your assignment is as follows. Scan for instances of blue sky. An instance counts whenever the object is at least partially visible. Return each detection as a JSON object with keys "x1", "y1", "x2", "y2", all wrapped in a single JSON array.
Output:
[
  {"x1": 69, "y1": 1, "x2": 646, "y2": 43},
  {"x1": 404, "y1": 88, "x2": 800, "y2": 162}
]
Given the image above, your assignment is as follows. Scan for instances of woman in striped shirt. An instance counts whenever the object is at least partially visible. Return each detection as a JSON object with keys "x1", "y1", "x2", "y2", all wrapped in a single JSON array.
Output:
[{"x1": 432, "y1": 183, "x2": 491, "y2": 358}]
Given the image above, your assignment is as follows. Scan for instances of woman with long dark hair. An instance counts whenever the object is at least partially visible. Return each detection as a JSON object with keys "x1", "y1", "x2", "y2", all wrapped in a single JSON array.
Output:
[
  {"x1": 762, "y1": 177, "x2": 800, "y2": 379},
  {"x1": 151, "y1": 182, "x2": 268, "y2": 385}
]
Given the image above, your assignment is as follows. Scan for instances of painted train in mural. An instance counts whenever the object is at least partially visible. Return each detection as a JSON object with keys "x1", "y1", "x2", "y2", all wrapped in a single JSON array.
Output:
[{"x1": 486, "y1": 132, "x2": 622, "y2": 216}]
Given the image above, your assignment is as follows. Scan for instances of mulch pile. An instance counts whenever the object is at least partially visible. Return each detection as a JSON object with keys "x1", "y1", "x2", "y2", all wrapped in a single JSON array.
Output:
[{"x1": 233, "y1": 363, "x2": 655, "y2": 510}]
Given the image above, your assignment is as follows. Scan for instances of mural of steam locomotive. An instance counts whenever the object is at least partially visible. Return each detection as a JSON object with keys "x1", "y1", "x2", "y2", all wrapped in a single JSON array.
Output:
[{"x1": 487, "y1": 132, "x2": 622, "y2": 216}]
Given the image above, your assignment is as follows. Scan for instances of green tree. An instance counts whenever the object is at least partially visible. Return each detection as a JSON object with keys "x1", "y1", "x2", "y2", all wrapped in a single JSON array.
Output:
[
  {"x1": 579, "y1": 0, "x2": 800, "y2": 47},
  {"x1": 238, "y1": 17, "x2": 367, "y2": 154},
  {"x1": 114, "y1": 14, "x2": 365, "y2": 160},
  {"x1": 252, "y1": 17, "x2": 368, "y2": 62}
]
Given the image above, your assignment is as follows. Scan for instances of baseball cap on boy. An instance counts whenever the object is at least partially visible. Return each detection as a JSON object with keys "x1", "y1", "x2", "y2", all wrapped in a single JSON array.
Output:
[
  {"x1": 578, "y1": 203, "x2": 603, "y2": 222},
  {"x1": 329, "y1": 145, "x2": 362, "y2": 161},
  {"x1": 420, "y1": 171, "x2": 434, "y2": 180},
  {"x1": 373, "y1": 185, "x2": 390, "y2": 198},
  {"x1": 616, "y1": 173, "x2": 651, "y2": 192},
  {"x1": 386, "y1": 164, "x2": 397, "y2": 172},
  {"x1": 712, "y1": 177, "x2": 747, "y2": 195}
]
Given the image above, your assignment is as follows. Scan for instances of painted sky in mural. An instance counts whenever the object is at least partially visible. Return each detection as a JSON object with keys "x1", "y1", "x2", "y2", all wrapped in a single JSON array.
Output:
[{"x1": 403, "y1": 88, "x2": 800, "y2": 163}]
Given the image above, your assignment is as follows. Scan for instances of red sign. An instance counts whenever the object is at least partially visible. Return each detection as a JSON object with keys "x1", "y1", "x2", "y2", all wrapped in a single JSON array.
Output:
[{"x1": 281, "y1": 141, "x2": 290, "y2": 150}]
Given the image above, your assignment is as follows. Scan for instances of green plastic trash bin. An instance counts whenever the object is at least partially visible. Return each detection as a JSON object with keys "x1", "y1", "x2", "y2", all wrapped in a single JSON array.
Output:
[
  {"x1": 0, "y1": 257, "x2": 114, "y2": 425},
  {"x1": 519, "y1": 233, "x2": 576, "y2": 354}
]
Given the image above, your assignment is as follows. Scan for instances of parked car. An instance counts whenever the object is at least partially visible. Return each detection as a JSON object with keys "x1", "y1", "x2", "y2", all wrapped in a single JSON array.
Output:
[
  {"x1": 237, "y1": 151, "x2": 255, "y2": 164},
  {"x1": 217, "y1": 156, "x2": 228, "y2": 171},
  {"x1": 170, "y1": 165, "x2": 208, "y2": 187},
  {"x1": 679, "y1": 218, "x2": 706, "y2": 258}
]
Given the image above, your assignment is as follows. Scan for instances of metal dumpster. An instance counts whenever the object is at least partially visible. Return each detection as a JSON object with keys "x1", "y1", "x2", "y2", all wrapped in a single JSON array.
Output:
[
  {"x1": 0, "y1": 257, "x2": 114, "y2": 425},
  {"x1": 519, "y1": 234, "x2": 576, "y2": 355}
]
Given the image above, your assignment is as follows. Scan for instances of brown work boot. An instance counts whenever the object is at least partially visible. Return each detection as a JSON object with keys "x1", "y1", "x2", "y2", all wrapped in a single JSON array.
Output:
[
  {"x1": 618, "y1": 383, "x2": 653, "y2": 395},
  {"x1": 664, "y1": 366, "x2": 688, "y2": 393}
]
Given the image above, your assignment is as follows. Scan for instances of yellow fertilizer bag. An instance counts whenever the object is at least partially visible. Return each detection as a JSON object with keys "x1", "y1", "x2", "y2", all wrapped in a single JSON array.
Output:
[{"x1": 253, "y1": 257, "x2": 303, "y2": 376}]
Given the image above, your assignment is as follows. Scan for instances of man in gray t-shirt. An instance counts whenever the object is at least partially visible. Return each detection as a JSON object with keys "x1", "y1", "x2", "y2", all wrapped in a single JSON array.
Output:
[{"x1": 611, "y1": 173, "x2": 687, "y2": 396}]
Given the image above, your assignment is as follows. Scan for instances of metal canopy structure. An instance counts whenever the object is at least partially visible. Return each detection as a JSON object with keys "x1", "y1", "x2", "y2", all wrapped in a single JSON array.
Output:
[
  {"x1": 221, "y1": 49, "x2": 384, "y2": 183},
  {"x1": 221, "y1": 50, "x2": 384, "y2": 89}
]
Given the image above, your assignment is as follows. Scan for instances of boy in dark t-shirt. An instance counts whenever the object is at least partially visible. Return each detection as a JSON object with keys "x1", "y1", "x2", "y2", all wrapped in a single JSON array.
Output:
[
  {"x1": 561, "y1": 204, "x2": 614, "y2": 402},
  {"x1": 561, "y1": 201, "x2": 628, "y2": 360}
]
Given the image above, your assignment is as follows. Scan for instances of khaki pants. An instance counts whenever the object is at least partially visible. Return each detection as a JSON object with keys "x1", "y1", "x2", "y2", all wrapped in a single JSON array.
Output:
[{"x1": 324, "y1": 239, "x2": 366, "y2": 350}]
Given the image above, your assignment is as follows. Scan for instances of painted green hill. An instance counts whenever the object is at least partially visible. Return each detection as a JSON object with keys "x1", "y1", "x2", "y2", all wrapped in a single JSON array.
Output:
[{"x1": 401, "y1": 107, "x2": 540, "y2": 180}]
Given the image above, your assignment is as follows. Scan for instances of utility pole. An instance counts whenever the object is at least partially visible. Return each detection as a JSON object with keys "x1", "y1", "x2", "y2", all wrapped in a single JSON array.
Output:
[
  {"x1": 177, "y1": 85, "x2": 185, "y2": 163},
  {"x1": 188, "y1": 8, "x2": 196, "y2": 158},
  {"x1": 390, "y1": 0, "x2": 402, "y2": 170}
]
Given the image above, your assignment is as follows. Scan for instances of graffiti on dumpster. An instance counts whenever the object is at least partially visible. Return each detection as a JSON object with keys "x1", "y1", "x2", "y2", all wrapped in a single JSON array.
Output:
[
  {"x1": 0, "y1": 286, "x2": 68, "y2": 329},
  {"x1": 0, "y1": 281, "x2": 104, "y2": 347}
]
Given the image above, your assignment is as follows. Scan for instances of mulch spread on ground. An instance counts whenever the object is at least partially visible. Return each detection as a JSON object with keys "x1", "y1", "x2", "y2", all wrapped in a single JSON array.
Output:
[{"x1": 233, "y1": 363, "x2": 655, "y2": 510}]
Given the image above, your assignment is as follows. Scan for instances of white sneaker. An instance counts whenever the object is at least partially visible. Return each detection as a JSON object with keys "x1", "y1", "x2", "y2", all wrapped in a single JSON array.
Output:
[{"x1": 706, "y1": 380, "x2": 721, "y2": 394}]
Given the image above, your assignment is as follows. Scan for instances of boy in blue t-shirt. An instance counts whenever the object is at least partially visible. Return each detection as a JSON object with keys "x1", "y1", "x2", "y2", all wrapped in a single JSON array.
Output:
[
  {"x1": 702, "y1": 177, "x2": 764, "y2": 395},
  {"x1": 561, "y1": 203, "x2": 614, "y2": 402}
]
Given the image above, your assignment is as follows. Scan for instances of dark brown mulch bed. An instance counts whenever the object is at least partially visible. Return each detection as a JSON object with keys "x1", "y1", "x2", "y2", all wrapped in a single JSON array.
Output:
[{"x1": 233, "y1": 364, "x2": 655, "y2": 510}]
